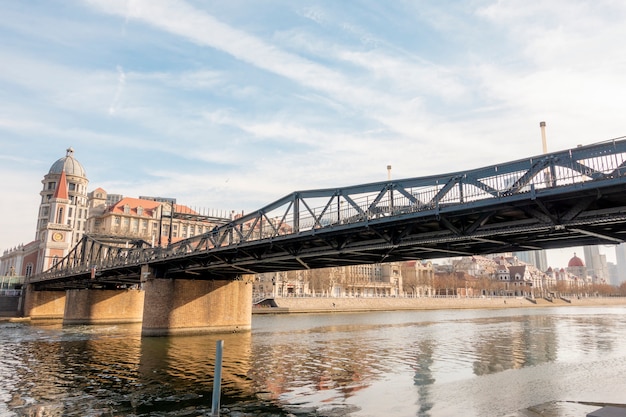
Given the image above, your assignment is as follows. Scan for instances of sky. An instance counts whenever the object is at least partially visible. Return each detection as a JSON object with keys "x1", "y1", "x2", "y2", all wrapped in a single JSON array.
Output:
[{"x1": 2, "y1": 0, "x2": 626, "y2": 268}]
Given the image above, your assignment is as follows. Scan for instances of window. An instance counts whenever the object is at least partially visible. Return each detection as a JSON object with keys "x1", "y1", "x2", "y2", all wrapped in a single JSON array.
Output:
[
  {"x1": 47, "y1": 182, "x2": 56, "y2": 190},
  {"x1": 137, "y1": 206, "x2": 143, "y2": 216},
  {"x1": 68, "y1": 207, "x2": 73, "y2": 218},
  {"x1": 124, "y1": 204, "x2": 130, "y2": 214},
  {"x1": 25, "y1": 263, "x2": 33, "y2": 277},
  {"x1": 69, "y1": 183, "x2": 76, "y2": 191},
  {"x1": 57, "y1": 207, "x2": 64, "y2": 223}
]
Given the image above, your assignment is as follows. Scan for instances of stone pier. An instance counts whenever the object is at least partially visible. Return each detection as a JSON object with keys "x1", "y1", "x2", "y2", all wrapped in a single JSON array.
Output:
[
  {"x1": 63, "y1": 288, "x2": 145, "y2": 325},
  {"x1": 23, "y1": 286, "x2": 66, "y2": 320},
  {"x1": 141, "y1": 277, "x2": 252, "y2": 336}
]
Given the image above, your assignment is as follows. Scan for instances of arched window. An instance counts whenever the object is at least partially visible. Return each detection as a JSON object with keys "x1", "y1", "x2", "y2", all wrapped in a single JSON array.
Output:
[
  {"x1": 124, "y1": 204, "x2": 130, "y2": 214},
  {"x1": 25, "y1": 263, "x2": 33, "y2": 277},
  {"x1": 57, "y1": 207, "x2": 64, "y2": 223}
]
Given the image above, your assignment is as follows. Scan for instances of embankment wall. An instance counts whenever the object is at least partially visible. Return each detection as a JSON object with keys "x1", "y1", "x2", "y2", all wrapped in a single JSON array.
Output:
[{"x1": 255, "y1": 296, "x2": 626, "y2": 314}]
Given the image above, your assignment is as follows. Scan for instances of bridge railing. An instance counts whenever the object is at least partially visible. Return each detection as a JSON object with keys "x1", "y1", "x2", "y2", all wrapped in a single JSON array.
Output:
[
  {"x1": 32, "y1": 137, "x2": 626, "y2": 281},
  {"x1": 240, "y1": 142, "x2": 624, "y2": 237},
  {"x1": 195, "y1": 137, "x2": 626, "y2": 245}
]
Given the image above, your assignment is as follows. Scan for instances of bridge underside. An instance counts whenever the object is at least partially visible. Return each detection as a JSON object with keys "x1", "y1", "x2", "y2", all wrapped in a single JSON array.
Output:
[{"x1": 170, "y1": 183, "x2": 626, "y2": 276}]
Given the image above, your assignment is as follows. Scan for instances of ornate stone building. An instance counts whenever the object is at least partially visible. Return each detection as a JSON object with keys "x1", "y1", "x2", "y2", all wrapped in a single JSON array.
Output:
[
  {"x1": 1, "y1": 148, "x2": 230, "y2": 277},
  {"x1": 85, "y1": 190, "x2": 229, "y2": 245},
  {"x1": 1, "y1": 148, "x2": 89, "y2": 276},
  {"x1": 253, "y1": 262, "x2": 410, "y2": 299},
  {"x1": 400, "y1": 260, "x2": 434, "y2": 297},
  {"x1": 36, "y1": 148, "x2": 90, "y2": 272}
]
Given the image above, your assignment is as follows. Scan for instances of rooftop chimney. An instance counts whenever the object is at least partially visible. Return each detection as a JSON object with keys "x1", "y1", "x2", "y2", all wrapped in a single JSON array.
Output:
[{"x1": 540, "y1": 121, "x2": 547, "y2": 154}]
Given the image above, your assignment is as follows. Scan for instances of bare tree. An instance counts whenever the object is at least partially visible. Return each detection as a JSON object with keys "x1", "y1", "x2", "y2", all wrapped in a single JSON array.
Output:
[
  {"x1": 434, "y1": 273, "x2": 458, "y2": 296},
  {"x1": 308, "y1": 267, "x2": 334, "y2": 295}
]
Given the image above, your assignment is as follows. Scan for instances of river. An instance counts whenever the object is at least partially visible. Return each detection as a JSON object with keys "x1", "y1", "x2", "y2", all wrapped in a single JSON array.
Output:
[{"x1": 1, "y1": 306, "x2": 625, "y2": 416}]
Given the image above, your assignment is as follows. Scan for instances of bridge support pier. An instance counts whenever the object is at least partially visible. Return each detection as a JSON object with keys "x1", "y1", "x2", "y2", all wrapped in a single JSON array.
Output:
[
  {"x1": 141, "y1": 277, "x2": 252, "y2": 336},
  {"x1": 63, "y1": 288, "x2": 145, "y2": 325},
  {"x1": 23, "y1": 285, "x2": 66, "y2": 320}
]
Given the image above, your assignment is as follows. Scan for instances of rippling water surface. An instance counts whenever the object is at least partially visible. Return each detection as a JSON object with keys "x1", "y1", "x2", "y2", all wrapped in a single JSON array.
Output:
[{"x1": 1, "y1": 306, "x2": 626, "y2": 416}]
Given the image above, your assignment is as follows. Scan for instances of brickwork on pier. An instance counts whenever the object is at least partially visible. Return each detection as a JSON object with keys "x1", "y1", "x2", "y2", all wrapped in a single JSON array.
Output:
[
  {"x1": 141, "y1": 278, "x2": 253, "y2": 336},
  {"x1": 63, "y1": 288, "x2": 144, "y2": 324}
]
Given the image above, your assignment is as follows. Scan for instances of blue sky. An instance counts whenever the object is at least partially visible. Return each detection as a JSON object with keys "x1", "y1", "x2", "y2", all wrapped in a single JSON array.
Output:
[{"x1": 2, "y1": 0, "x2": 626, "y2": 267}]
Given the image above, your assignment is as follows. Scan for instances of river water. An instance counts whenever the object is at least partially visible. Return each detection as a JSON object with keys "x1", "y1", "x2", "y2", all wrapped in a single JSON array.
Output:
[{"x1": 1, "y1": 306, "x2": 626, "y2": 417}]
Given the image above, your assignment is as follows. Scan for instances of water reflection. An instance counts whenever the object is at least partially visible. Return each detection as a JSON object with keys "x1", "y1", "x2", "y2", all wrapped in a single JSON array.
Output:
[
  {"x1": 2, "y1": 323, "x2": 258, "y2": 416},
  {"x1": 471, "y1": 315, "x2": 558, "y2": 376},
  {"x1": 412, "y1": 339, "x2": 435, "y2": 417},
  {"x1": 2, "y1": 307, "x2": 626, "y2": 416}
]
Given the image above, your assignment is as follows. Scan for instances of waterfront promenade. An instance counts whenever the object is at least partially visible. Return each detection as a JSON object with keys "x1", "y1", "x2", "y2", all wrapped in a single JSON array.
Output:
[{"x1": 254, "y1": 295, "x2": 626, "y2": 314}]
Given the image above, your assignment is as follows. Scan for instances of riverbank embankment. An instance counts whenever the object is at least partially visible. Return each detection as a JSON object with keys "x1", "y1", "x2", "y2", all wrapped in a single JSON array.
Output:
[
  {"x1": 3, "y1": 296, "x2": 625, "y2": 322},
  {"x1": 253, "y1": 296, "x2": 626, "y2": 314}
]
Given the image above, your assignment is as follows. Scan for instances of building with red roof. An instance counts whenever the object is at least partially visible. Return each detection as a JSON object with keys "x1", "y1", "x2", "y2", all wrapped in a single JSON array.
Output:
[{"x1": 1, "y1": 148, "x2": 231, "y2": 277}]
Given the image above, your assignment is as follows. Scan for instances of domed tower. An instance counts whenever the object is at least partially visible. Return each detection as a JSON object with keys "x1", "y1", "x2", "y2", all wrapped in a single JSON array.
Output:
[
  {"x1": 35, "y1": 147, "x2": 89, "y2": 273},
  {"x1": 566, "y1": 253, "x2": 586, "y2": 280}
]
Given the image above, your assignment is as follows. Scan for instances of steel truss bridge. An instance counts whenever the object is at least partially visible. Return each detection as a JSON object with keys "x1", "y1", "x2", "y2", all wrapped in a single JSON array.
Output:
[{"x1": 31, "y1": 137, "x2": 626, "y2": 290}]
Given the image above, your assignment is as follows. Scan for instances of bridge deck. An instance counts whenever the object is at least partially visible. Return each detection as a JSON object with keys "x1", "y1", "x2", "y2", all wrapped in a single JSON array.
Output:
[{"x1": 31, "y1": 137, "x2": 626, "y2": 289}]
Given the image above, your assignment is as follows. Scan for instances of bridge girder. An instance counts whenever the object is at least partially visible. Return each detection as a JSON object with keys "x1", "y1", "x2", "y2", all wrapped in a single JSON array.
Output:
[{"x1": 29, "y1": 137, "x2": 626, "y2": 289}]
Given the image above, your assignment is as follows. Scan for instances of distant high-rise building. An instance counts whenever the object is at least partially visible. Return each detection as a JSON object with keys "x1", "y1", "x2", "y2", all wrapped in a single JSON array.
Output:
[
  {"x1": 583, "y1": 245, "x2": 608, "y2": 283},
  {"x1": 514, "y1": 250, "x2": 548, "y2": 272},
  {"x1": 615, "y1": 243, "x2": 626, "y2": 285},
  {"x1": 606, "y1": 262, "x2": 619, "y2": 286},
  {"x1": 105, "y1": 193, "x2": 124, "y2": 207}
]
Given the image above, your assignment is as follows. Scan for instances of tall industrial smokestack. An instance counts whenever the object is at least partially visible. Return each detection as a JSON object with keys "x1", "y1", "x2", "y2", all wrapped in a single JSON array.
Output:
[{"x1": 540, "y1": 121, "x2": 547, "y2": 154}]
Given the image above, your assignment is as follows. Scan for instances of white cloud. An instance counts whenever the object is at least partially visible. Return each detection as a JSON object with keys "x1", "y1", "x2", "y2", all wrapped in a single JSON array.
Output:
[
  {"x1": 3, "y1": 0, "x2": 626, "y2": 257},
  {"x1": 108, "y1": 65, "x2": 126, "y2": 115}
]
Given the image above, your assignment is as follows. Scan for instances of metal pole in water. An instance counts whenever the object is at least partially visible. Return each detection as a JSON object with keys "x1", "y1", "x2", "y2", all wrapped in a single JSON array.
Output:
[{"x1": 211, "y1": 340, "x2": 224, "y2": 417}]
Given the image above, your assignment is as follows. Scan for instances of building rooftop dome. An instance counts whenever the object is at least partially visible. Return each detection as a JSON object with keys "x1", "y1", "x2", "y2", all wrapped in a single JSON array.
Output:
[
  {"x1": 568, "y1": 253, "x2": 585, "y2": 268},
  {"x1": 48, "y1": 147, "x2": 86, "y2": 178}
]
